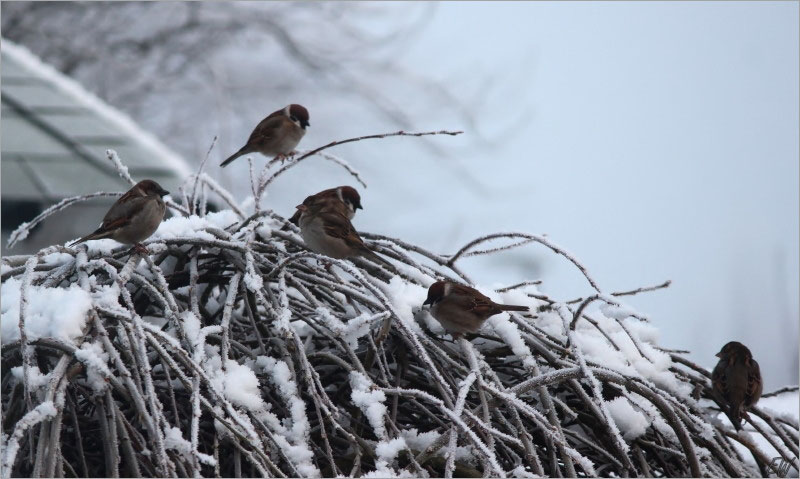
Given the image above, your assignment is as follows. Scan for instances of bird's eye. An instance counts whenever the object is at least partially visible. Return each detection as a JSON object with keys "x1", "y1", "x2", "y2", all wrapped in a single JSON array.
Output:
[{"x1": 290, "y1": 116, "x2": 298, "y2": 122}]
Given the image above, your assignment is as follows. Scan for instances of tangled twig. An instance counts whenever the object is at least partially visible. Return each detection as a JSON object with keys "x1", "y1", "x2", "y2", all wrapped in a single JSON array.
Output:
[{"x1": 1, "y1": 133, "x2": 796, "y2": 478}]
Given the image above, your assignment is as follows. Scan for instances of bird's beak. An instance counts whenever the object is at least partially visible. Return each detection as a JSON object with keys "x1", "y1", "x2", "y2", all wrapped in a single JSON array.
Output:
[
  {"x1": 422, "y1": 298, "x2": 432, "y2": 306},
  {"x1": 356, "y1": 204, "x2": 363, "y2": 210},
  {"x1": 160, "y1": 189, "x2": 170, "y2": 197},
  {"x1": 296, "y1": 204, "x2": 308, "y2": 212},
  {"x1": 715, "y1": 352, "x2": 722, "y2": 358},
  {"x1": 303, "y1": 120, "x2": 310, "y2": 128}
]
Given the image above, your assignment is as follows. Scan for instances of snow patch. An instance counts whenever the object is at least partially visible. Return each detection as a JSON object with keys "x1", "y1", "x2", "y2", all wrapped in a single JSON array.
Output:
[
  {"x1": 1, "y1": 278, "x2": 92, "y2": 345},
  {"x1": 606, "y1": 397, "x2": 649, "y2": 440},
  {"x1": 349, "y1": 371, "x2": 388, "y2": 439},
  {"x1": 213, "y1": 360, "x2": 266, "y2": 411},
  {"x1": 164, "y1": 427, "x2": 217, "y2": 466}
]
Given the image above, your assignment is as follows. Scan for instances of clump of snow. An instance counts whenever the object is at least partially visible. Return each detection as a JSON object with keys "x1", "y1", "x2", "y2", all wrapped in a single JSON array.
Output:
[
  {"x1": 77, "y1": 238, "x2": 119, "y2": 256},
  {"x1": 381, "y1": 276, "x2": 428, "y2": 332},
  {"x1": 349, "y1": 371, "x2": 388, "y2": 439},
  {"x1": 256, "y1": 223, "x2": 273, "y2": 239},
  {"x1": 399, "y1": 428, "x2": 474, "y2": 464},
  {"x1": 249, "y1": 355, "x2": 321, "y2": 477},
  {"x1": 364, "y1": 437, "x2": 409, "y2": 478},
  {"x1": 257, "y1": 357, "x2": 310, "y2": 443},
  {"x1": 488, "y1": 314, "x2": 537, "y2": 369},
  {"x1": 572, "y1": 313, "x2": 691, "y2": 397},
  {"x1": 164, "y1": 427, "x2": 216, "y2": 466},
  {"x1": 1, "y1": 278, "x2": 92, "y2": 345},
  {"x1": 204, "y1": 210, "x2": 239, "y2": 230},
  {"x1": 509, "y1": 465, "x2": 540, "y2": 478},
  {"x1": 376, "y1": 437, "x2": 407, "y2": 463},
  {"x1": 180, "y1": 311, "x2": 201, "y2": 345},
  {"x1": 622, "y1": 317, "x2": 660, "y2": 345},
  {"x1": 41, "y1": 252, "x2": 73, "y2": 267},
  {"x1": 533, "y1": 310, "x2": 564, "y2": 338},
  {"x1": 400, "y1": 428, "x2": 441, "y2": 452},
  {"x1": 10, "y1": 366, "x2": 50, "y2": 390},
  {"x1": 243, "y1": 251, "x2": 264, "y2": 293},
  {"x1": 599, "y1": 301, "x2": 637, "y2": 321},
  {"x1": 150, "y1": 215, "x2": 216, "y2": 242},
  {"x1": 606, "y1": 397, "x2": 649, "y2": 440},
  {"x1": 497, "y1": 286, "x2": 542, "y2": 311},
  {"x1": 627, "y1": 393, "x2": 677, "y2": 441},
  {"x1": 74, "y1": 341, "x2": 112, "y2": 392},
  {"x1": 90, "y1": 283, "x2": 125, "y2": 313},
  {"x1": 315, "y1": 307, "x2": 387, "y2": 349},
  {"x1": 211, "y1": 360, "x2": 266, "y2": 412}
]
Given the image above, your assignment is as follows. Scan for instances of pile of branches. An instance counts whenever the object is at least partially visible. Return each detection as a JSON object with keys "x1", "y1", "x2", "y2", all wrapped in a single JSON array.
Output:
[{"x1": 2, "y1": 132, "x2": 798, "y2": 478}]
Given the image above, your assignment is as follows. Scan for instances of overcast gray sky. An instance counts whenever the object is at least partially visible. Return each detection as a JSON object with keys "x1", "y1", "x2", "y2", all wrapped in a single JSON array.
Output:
[
  {"x1": 206, "y1": 2, "x2": 797, "y2": 387},
  {"x1": 323, "y1": 1, "x2": 799, "y2": 387}
]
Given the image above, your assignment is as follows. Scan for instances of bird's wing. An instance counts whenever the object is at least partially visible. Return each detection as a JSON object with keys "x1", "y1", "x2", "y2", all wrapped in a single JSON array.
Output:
[
  {"x1": 247, "y1": 113, "x2": 285, "y2": 145},
  {"x1": 450, "y1": 284, "x2": 502, "y2": 316},
  {"x1": 746, "y1": 359, "x2": 763, "y2": 407},
  {"x1": 321, "y1": 213, "x2": 362, "y2": 244},
  {"x1": 711, "y1": 362, "x2": 728, "y2": 397},
  {"x1": 100, "y1": 195, "x2": 150, "y2": 231}
]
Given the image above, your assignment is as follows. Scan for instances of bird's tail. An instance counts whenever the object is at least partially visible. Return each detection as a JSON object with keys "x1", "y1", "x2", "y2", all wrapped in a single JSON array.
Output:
[
  {"x1": 220, "y1": 147, "x2": 249, "y2": 168},
  {"x1": 725, "y1": 406, "x2": 744, "y2": 431},
  {"x1": 363, "y1": 249, "x2": 397, "y2": 273},
  {"x1": 498, "y1": 304, "x2": 529, "y2": 312},
  {"x1": 69, "y1": 228, "x2": 111, "y2": 247}
]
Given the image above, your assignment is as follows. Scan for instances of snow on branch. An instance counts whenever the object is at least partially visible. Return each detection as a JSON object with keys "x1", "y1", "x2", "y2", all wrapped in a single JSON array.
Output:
[{"x1": 1, "y1": 135, "x2": 797, "y2": 478}]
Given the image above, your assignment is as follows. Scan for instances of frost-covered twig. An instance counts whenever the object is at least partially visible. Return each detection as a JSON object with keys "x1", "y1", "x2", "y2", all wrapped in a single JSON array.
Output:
[
  {"x1": 260, "y1": 129, "x2": 462, "y2": 192},
  {"x1": 1, "y1": 141, "x2": 795, "y2": 479},
  {"x1": 6, "y1": 192, "x2": 123, "y2": 249}
]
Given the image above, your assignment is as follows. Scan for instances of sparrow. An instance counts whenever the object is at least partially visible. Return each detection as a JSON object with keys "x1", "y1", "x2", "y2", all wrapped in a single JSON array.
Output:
[
  {"x1": 220, "y1": 104, "x2": 310, "y2": 167},
  {"x1": 711, "y1": 341, "x2": 763, "y2": 430},
  {"x1": 70, "y1": 179, "x2": 169, "y2": 251},
  {"x1": 422, "y1": 281, "x2": 529, "y2": 337},
  {"x1": 287, "y1": 186, "x2": 362, "y2": 226},
  {"x1": 294, "y1": 203, "x2": 393, "y2": 269}
]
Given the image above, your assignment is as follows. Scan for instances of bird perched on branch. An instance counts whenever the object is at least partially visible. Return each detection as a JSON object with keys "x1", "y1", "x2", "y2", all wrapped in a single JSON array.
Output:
[
  {"x1": 288, "y1": 186, "x2": 362, "y2": 227},
  {"x1": 423, "y1": 281, "x2": 529, "y2": 337},
  {"x1": 70, "y1": 179, "x2": 169, "y2": 253},
  {"x1": 295, "y1": 202, "x2": 392, "y2": 270},
  {"x1": 220, "y1": 104, "x2": 310, "y2": 167},
  {"x1": 711, "y1": 341, "x2": 763, "y2": 430}
]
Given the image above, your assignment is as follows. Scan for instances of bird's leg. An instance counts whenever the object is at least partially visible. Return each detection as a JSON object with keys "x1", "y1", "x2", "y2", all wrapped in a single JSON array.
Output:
[
  {"x1": 274, "y1": 151, "x2": 298, "y2": 165},
  {"x1": 130, "y1": 243, "x2": 150, "y2": 256},
  {"x1": 322, "y1": 259, "x2": 335, "y2": 275}
]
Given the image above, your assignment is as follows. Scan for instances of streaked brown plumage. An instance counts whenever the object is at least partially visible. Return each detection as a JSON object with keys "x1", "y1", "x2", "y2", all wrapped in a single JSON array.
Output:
[
  {"x1": 288, "y1": 186, "x2": 362, "y2": 226},
  {"x1": 220, "y1": 104, "x2": 309, "y2": 167},
  {"x1": 70, "y1": 180, "x2": 169, "y2": 248},
  {"x1": 423, "y1": 281, "x2": 529, "y2": 337},
  {"x1": 711, "y1": 341, "x2": 763, "y2": 430},
  {"x1": 295, "y1": 204, "x2": 392, "y2": 269}
]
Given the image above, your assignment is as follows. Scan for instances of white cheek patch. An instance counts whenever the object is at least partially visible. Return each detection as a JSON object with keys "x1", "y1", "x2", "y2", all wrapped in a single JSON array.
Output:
[{"x1": 443, "y1": 282, "x2": 452, "y2": 296}]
